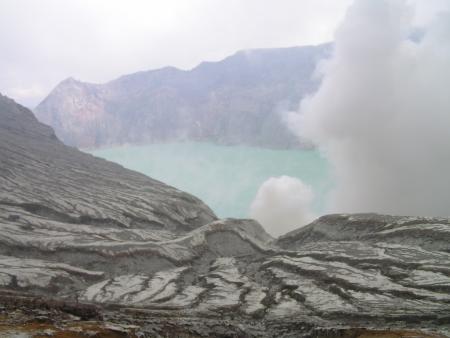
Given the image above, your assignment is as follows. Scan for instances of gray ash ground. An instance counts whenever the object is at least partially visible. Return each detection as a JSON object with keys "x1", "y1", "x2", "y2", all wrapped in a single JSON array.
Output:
[{"x1": 1, "y1": 94, "x2": 449, "y2": 337}]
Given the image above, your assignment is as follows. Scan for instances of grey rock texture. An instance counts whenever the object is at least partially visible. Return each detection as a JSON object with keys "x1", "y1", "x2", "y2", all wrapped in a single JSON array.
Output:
[
  {"x1": 34, "y1": 44, "x2": 331, "y2": 149},
  {"x1": 0, "y1": 93, "x2": 216, "y2": 232},
  {"x1": 1, "y1": 95, "x2": 450, "y2": 337}
]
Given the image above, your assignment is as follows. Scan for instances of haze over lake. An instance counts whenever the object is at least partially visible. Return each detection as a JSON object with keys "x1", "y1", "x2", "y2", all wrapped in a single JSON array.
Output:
[{"x1": 90, "y1": 142, "x2": 332, "y2": 219}]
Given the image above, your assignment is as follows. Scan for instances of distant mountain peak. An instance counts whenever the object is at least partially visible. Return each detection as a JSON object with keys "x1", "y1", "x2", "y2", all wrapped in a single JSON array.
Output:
[{"x1": 58, "y1": 76, "x2": 83, "y2": 86}]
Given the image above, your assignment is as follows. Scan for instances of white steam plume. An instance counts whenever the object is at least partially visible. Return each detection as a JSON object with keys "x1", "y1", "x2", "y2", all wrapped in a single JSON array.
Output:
[
  {"x1": 249, "y1": 176, "x2": 315, "y2": 236},
  {"x1": 289, "y1": 0, "x2": 450, "y2": 216}
]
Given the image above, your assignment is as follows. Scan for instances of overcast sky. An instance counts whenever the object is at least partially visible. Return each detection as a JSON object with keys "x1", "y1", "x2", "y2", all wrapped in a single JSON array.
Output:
[{"x1": 0, "y1": 0, "x2": 446, "y2": 107}]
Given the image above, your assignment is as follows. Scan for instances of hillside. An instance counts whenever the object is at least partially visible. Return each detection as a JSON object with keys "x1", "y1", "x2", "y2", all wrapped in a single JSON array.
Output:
[{"x1": 1, "y1": 93, "x2": 449, "y2": 336}]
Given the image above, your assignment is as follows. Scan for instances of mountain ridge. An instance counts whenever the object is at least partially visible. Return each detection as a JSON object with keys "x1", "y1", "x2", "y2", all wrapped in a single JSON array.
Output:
[{"x1": 34, "y1": 43, "x2": 331, "y2": 149}]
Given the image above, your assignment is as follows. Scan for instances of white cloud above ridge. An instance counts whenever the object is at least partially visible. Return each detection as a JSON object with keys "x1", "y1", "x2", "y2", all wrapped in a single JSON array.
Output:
[
  {"x1": 1, "y1": 0, "x2": 446, "y2": 107},
  {"x1": 0, "y1": 0, "x2": 354, "y2": 107}
]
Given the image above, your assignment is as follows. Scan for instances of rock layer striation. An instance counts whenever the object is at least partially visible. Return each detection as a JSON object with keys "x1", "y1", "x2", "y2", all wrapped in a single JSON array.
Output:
[{"x1": 1, "y1": 94, "x2": 449, "y2": 337}]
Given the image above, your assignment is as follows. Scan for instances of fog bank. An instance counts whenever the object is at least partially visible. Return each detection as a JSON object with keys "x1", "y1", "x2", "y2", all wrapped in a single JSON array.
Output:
[{"x1": 289, "y1": 0, "x2": 450, "y2": 216}]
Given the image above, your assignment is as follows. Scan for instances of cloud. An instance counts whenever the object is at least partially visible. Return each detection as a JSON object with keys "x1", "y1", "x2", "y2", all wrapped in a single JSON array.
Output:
[
  {"x1": 289, "y1": 0, "x2": 450, "y2": 217},
  {"x1": 0, "y1": 0, "x2": 353, "y2": 107},
  {"x1": 249, "y1": 176, "x2": 315, "y2": 236}
]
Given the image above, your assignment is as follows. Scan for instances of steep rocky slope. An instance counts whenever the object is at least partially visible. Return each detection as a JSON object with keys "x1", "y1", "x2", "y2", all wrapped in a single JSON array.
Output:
[
  {"x1": 1, "y1": 94, "x2": 449, "y2": 337},
  {"x1": 0, "y1": 94, "x2": 216, "y2": 232},
  {"x1": 34, "y1": 44, "x2": 330, "y2": 149}
]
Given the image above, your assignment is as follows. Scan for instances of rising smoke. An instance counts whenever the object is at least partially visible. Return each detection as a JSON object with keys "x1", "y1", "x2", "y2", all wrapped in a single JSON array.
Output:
[
  {"x1": 249, "y1": 176, "x2": 315, "y2": 236},
  {"x1": 289, "y1": 0, "x2": 450, "y2": 216}
]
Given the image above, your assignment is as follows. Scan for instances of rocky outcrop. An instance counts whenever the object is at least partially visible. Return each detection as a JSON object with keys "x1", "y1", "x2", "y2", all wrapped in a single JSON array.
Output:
[
  {"x1": 34, "y1": 44, "x2": 331, "y2": 149},
  {"x1": 1, "y1": 95, "x2": 449, "y2": 337}
]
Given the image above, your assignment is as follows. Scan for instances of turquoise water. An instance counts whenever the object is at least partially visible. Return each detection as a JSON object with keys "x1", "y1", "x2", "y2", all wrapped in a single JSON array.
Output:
[{"x1": 90, "y1": 142, "x2": 332, "y2": 219}]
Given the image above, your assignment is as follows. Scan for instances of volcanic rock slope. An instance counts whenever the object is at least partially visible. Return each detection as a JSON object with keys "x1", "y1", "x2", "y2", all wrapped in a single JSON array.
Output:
[
  {"x1": 1, "y1": 94, "x2": 450, "y2": 337},
  {"x1": 34, "y1": 44, "x2": 330, "y2": 149}
]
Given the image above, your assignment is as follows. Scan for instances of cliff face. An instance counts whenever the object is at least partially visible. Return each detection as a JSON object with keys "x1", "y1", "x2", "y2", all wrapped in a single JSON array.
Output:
[
  {"x1": 34, "y1": 44, "x2": 330, "y2": 149},
  {"x1": 1, "y1": 95, "x2": 450, "y2": 337}
]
